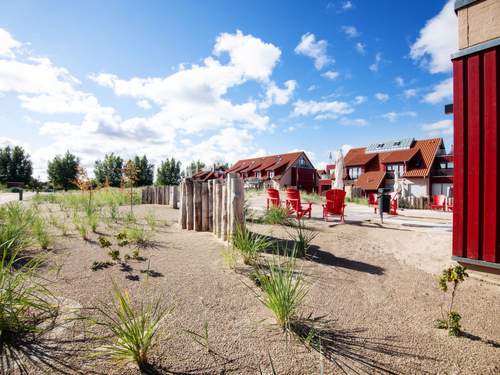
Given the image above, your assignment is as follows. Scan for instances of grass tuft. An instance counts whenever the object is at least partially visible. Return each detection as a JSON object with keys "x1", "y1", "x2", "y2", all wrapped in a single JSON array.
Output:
[{"x1": 231, "y1": 225, "x2": 269, "y2": 265}]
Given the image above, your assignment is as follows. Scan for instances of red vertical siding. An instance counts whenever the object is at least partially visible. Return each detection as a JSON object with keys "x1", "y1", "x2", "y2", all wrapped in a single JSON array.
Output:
[
  {"x1": 466, "y1": 55, "x2": 481, "y2": 260},
  {"x1": 453, "y1": 59, "x2": 466, "y2": 257},
  {"x1": 453, "y1": 46, "x2": 500, "y2": 265},
  {"x1": 482, "y1": 50, "x2": 499, "y2": 263}
]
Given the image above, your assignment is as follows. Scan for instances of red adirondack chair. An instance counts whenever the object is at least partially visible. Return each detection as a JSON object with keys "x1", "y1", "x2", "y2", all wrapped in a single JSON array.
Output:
[
  {"x1": 374, "y1": 192, "x2": 398, "y2": 215},
  {"x1": 285, "y1": 188, "x2": 312, "y2": 219},
  {"x1": 431, "y1": 194, "x2": 446, "y2": 211},
  {"x1": 368, "y1": 192, "x2": 378, "y2": 213},
  {"x1": 266, "y1": 188, "x2": 281, "y2": 209},
  {"x1": 322, "y1": 189, "x2": 346, "y2": 222}
]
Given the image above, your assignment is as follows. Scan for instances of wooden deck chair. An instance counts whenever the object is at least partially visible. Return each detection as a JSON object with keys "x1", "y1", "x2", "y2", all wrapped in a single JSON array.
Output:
[
  {"x1": 266, "y1": 188, "x2": 281, "y2": 210},
  {"x1": 431, "y1": 194, "x2": 446, "y2": 211},
  {"x1": 322, "y1": 189, "x2": 346, "y2": 222},
  {"x1": 285, "y1": 188, "x2": 312, "y2": 219}
]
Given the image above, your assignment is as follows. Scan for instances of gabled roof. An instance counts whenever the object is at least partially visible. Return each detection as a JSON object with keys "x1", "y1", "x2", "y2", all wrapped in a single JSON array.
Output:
[
  {"x1": 403, "y1": 138, "x2": 443, "y2": 178},
  {"x1": 354, "y1": 171, "x2": 386, "y2": 191},
  {"x1": 228, "y1": 151, "x2": 306, "y2": 176},
  {"x1": 344, "y1": 148, "x2": 377, "y2": 166},
  {"x1": 379, "y1": 148, "x2": 419, "y2": 164}
]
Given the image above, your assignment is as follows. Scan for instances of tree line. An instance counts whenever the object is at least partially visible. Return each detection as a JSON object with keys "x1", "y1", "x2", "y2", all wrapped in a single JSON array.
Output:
[{"x1": 0, "y1": 145, "x2": 213, "y2": 191}]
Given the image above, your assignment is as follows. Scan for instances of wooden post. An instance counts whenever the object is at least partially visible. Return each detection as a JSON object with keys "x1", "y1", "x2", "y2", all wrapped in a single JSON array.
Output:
[
  {"x1": 172, "y1": 186, "x2": 179, "y2": 209},
  {"x1": 193, "y1": 181, "x2": 202, "y2": 231},
  {"x1": 179, "y1": 182, "x2": 187, "y2": 229},
  {"x1": 201, "y1": 182, "x2": 209, "y2": 231},
  {"x1": 221, "y1": 183, "x2": 228, "y2": 240},
  {"x1": 230, "y1": 175, "x2": 245, "y2": 236},
  {"x1": 164, "y1": 186, "x2": 169, "y2": 205},
  {"x1": 215, "y1": 181, "x2": 222, "y2": 237},
  {"x1": 186, "y1": 179, "x2": 194, "y2": 230},
  {"x1": 208, "y1": 180, "x2": 214, "y2": 232}
]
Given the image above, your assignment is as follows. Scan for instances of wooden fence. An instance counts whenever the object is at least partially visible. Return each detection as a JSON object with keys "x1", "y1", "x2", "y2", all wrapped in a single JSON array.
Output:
[
  {"x1": 179, "y1": 173, "x2": 244, "y2": 241},
  {"x1": 398, "y1": 196, "x2": 430, "y2": 210},
  {"x1": 141, "y1": 185, "x2": 179, "y2": 209}
]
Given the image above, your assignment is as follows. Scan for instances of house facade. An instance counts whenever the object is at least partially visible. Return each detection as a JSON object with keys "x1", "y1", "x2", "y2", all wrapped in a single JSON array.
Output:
[
  {"x1": 342, "y1": 137, "x2": 453, "y2": 198},
  {"x1": 226, "y1": 151, "x2": 317, "y2": 191}
]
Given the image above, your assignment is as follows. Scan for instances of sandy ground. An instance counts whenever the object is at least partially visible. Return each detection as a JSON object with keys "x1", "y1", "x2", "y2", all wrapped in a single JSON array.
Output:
[{"x1": 11, "y1": 199, "x2": 500, "y2": 374}]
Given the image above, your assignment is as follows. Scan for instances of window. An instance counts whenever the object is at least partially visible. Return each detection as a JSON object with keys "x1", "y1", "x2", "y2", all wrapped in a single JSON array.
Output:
[
  {"x1": 256, "y1": 171, "x2": 261, "y2": 178},
  {"x1": 448, "y1": 162, "x2": 454, "y2": 168},
  {"x1": 386, "y1": 163, "x2": 405, "y2": 175},
  {"x1": 348, "y1": 167, "x2": 361, "y2": 179},
  {"x1": 299, "y1": 157, "x2": 306, "y2": 166},
  {"x1": 269, "y1": 171, "x2": 275, "y2": 178}
]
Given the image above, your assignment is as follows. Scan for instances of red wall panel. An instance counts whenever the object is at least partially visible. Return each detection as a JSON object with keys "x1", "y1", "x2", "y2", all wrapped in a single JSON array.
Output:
[
  {"x1": 453, "y1": 46, "x2": 500, "y2": 265},
  {"x1": 482, "y1": 49, "x2": 499, "y2": 263},
  {"x1": 452, "y1": 59, "x2": 466, "y2": 258}
]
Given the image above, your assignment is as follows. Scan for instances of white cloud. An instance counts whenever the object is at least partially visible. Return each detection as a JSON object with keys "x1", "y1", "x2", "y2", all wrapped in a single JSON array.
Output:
[
  {"x1": 354, "y1": 42, "x2": 366, "y2": 55},
  {"x1": 394, "y1": 76, "x2": 404, "y2": 87},
  {"x1": 374, "y1": 92, "x2": 389, "y2": 102},
  {"x1": 369, "y1": 52, "x2": 383, "y2": 72},
  {"x1": 292, "y1": 99, "x2": 354, "y2": 120},
  {"x1": 410, "y1": 0, "x2": 457, "y2": 74},
  {"x1": 423, "y1": 77, "x2": 452, "y2": 104},
  {"x1": 1, "y1": 28, "x2": 288, "y2": 178},
  {"x1": 294, "y1": 33, "x2": 333, "y2": 70},
  {"x1": 341, "y1": 25, "x2": 360, "y2": 38},
  {"x1": 381, "y1": 111, "x2": 417, "y2": 122},
  {"x1": 403, "y1": 88, "x2": 417, "y2": 98},
  {"x1": 307, "y1": 85, "x2": 317, "y2": 91},
  {"x1": 0, "y1": 28, "x2": 21, "y2": 58},
  {"x1": 260, "y1": 80, "x2": 297, "y2": 109},
  {"x1": 339, "y1": 117, "x2": 367, "y2": 126},
  {"x1": 213, "y1": 30, "x2": 281, "y2": 81},
  {"x1": 322, "y1": 70, "x2": 339, "y2": 80},
  {"x1": 137, "y1": 99, "x2": 152, "y2": 110},
  {"x1": 422, "y1": 119, "x2": 453, "y2": 136},
  {"x1": 342, "y1": 1, "x2": 353, "y2": 11},
  {"x1": 353, "y1": 95, "x2": 366, "y2": 105}
]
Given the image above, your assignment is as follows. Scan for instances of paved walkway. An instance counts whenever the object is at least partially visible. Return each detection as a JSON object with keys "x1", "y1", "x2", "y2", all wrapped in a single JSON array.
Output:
[{"x1": 0, "y1": 191, "x2": 37, "y2": 205}]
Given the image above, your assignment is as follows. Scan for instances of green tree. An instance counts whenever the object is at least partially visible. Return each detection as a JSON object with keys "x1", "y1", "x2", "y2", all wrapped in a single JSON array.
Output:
[
  {"x1": 47, "y1": 151, "x2": 80, "y2": 191},
  {"x1": 190, "y1": 160, "x2": 206, "y2": 173},
  {"x1": 0, "y1": 146, "x2": 33, "y2": 185},
  {"x1": 94, "y1": 153, "x2": 123, "y2": 187},
  {"x1": 156, "y1": 158, "x2": 181, "y2": 186},
  {"x1": 133, "y1": 155, "x2": 154, "y2": 186}
]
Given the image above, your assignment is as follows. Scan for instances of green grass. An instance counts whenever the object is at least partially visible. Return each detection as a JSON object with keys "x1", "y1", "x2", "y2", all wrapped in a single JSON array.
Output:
[
  {"x1": 83, "y1": 284, "x2": 170, "y2": 369},
  {"x1": 0, "y1": 245, "x2": 57, "y2": 370},
  {"x1": 32, "y1": 218, "x2": 51, "y2": 250},
  {"x1": 231, "y1": 225, "x2": 270, "y2": 265},
  {"x1": 287, "y1": 220, "x2": 318, "y2": 258},
  {"x1": 263, "y1": 206, "x2": 294, "y2": 226},
  {"x1": 0, "y1": 203, "x2": 35, "y2": 260},
  {"x1": 251, "y1": 254, "x2": 308, "y2": 331},
  {"x1": 345, "y1": 196, "x2": 368, "y2": 205}
]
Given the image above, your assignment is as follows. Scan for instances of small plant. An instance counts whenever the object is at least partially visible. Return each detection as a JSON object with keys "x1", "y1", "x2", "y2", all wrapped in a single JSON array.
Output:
[
  {"x1": 124, "y1": 211, "x2": 136, "y2": 225},
  {"x1": 98, "y1": 236, "x2": 112, "y2": 248},
  {"x1": 109, "y1": 203, "x2": 120, "y2": 222},
  {"x1": 33, "y1": 218, "x2": 51, "y2": 250},
  {"x1": 108, "y1": 249, "x2": 121, "y2": 262},
  {"x1": 91, "y1": 260, "x2": 113, "y2": 271},
  {"x1": 287, "y1": 220, "x2": 317, "y2": 258},
  {"x1": 76, "y1": 221, "x2": 89, "y2": 240},
  {"x1": 251, "y1": 255, "x2": 308, "y2": 331},
  {"x1": 231, "y1": 225, "x2": 270, "y2": 265},
  {"x1": 263, "y1": 206, "x2": 293, "y2": 226},
  {"x1": 87, "y1": 211, "x2": 99, "y2": 233},
  {"x1": 434, "y1": 265, "x2": 468, "y2": 336},
  {"x1": 83, "y1": 284, "x2": 170, "y2": 370},
  {"x1": 115, "y1": 230, "x2": 129, "y2": 247},
  {"x1": 126, "y1": 226, "x2": 152, "y2": 248},
  {"x1": 132, "y1": 248, "x2": 140, "y2": 259},
  {"x1": 221, "y1": 247, "x2": 238, "y2": 269},
  {"x1": 145, "y1": 212, "x2": 158, "y2": 232},
  {"x1": 185, "y1": 321, "x2": 211, "y2": 353}
]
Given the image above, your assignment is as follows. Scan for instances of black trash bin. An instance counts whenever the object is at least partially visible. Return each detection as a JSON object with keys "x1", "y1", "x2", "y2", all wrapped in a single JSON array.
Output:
[
  {"x1": 378, "y1": 188, "x2": 391, "y2": 213},
  {"x1": 19, "y1": 188, "x2": 23, "y2": 201}
]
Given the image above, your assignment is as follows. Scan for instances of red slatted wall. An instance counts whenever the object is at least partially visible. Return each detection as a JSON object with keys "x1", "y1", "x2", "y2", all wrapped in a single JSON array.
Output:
[{"x1": 452, "y1": 46, "x2": 500, "y2": 264}]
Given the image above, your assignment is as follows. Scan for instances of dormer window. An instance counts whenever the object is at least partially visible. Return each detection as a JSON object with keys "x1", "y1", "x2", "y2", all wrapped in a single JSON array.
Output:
[
  {"x1": 256, "y1": 171, "x2": 261, "y2": 178},
  {"x1": 269, "y1": 171, "x2": 275, "y2": 178}
]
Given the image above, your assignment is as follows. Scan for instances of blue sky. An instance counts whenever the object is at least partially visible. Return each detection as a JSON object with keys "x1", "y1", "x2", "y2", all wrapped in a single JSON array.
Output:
[{"x1": 0, "y1": 0, "x2": 456, "y2": 178}]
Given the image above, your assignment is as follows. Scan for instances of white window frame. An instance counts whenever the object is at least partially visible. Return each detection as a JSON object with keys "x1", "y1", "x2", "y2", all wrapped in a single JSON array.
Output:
[{"x1": 269, "y1": 171, "x2": 275, "y2": 178}]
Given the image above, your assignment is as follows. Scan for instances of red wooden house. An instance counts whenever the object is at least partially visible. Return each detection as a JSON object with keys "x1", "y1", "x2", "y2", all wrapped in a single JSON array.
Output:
[
  {"x1": 342, "y1": 138, "x2": 452, "y2": 197},
  {"x1": 451, "y1": 0, "x2": 500, "y2": 271},
  {"x1": 226, "y1": 151, "x2": 318, "y2": 192}
]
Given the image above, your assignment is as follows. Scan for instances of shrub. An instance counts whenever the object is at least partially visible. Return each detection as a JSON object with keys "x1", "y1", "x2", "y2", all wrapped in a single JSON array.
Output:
[
  {"x1": 83, "y1": 285, "x2": 170, "y2": 369},
  {"x1": 263, "y1": 206, "x2": 293, "y2": 226},
  {"x1": 434, "y1": 265, "x2": 468, "y2": 336},
  {"x1": 108, "y1": 250, "x2": 121, "y2": 262},
  {"x1": 251, "y1": 255, "x2": 308, "y2": 331},
  {"x1": 287, "y1": 220, "x2": 317, "y2": 258},
  {"x1": 98, "y1": 236, "x2": 112, "y2": 248},
  {"x1": 231, "y1": 225, "x2": 269, "y2": 265},
  {"x1": 0, "y1": 246, "x2": 57, "y2": 367}
]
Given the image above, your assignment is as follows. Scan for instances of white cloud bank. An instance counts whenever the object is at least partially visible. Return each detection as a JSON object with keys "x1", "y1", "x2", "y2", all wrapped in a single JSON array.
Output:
[
  {"x1": 423, "y1": 77, "x2": 453, "y2": 104},
  {"x1": 422, "y1": 119, "x2": 453, "y2": 136}
]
